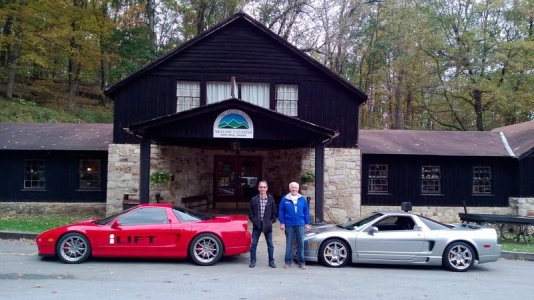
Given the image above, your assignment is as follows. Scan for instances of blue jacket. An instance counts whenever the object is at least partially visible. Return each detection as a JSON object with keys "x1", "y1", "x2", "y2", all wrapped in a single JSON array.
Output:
[{"x1": 278, "y1": 193, "x2": 310, "y2": 226}]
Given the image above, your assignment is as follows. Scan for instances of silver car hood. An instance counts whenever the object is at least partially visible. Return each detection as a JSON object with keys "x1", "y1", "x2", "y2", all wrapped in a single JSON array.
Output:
[{"x1": 308, "y1": 224, "x2": 345, "y2": 234}]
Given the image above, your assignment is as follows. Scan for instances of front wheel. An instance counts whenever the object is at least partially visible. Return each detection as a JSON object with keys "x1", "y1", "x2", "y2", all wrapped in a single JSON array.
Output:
[
  {"x1": 319, "y1": 238, "x2": 350, "y2": 268},
  {"x1": 442, "y1": 241, "x2": 475, "y2": 272},
  {"x1": 189, "y1": 233, "x2": 223, "y2": 266},
  {"x1": 56, "y1": 233, "x2": 91, "y2": 264}
]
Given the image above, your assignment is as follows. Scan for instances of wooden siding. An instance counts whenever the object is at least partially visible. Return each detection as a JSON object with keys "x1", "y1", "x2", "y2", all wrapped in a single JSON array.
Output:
[
  {"x1": 0, "y1": 150, "x2": 107, "y2": 203},
  {"x1": 362, "y1": 154, "x2": 517, "y2": 207},
  {"x1": 519, "y1": 153, "x2": 534, "y2": 197},
  {"x1": 113, "y1": 19, "x2": 360, "y2": 147}
]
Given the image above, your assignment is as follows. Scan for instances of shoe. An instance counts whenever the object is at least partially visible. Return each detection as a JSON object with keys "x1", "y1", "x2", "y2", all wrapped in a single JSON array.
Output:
[
  {"x1": 269, "y1": 261, "x2": 276, "y2": 268},
  {"x1": 283, "y1": 264, "x2": 291, "y2": 269},
  {"x1": 299, "y1": 264, "x2": 306, "y2": 269},
  {"x1": 249, "y1": 262, "x2": 256, "y2": 268}
]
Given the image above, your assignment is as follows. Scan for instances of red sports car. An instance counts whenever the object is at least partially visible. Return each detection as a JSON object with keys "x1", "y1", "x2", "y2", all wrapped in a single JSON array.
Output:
[{"x1": 36, "y1": 203, "x2": 251, "y2": 266}]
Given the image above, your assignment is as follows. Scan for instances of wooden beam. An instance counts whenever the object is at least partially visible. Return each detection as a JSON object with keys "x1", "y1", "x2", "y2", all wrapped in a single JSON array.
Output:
[
  {"x1": 314, "y1": 142, "x2": 325, "y2": 223},
  {"x1": 140, "y1": 136, "x2": 151, "y2": 204}
]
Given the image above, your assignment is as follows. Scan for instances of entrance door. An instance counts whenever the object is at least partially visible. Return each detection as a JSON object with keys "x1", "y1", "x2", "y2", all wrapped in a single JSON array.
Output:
[{"x1": 214, "y1": 156, "x2": 261, "y2": 208}]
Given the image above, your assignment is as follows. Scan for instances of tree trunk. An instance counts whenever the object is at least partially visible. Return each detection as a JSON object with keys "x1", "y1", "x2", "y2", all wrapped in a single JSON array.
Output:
[
  {"x1": 5, "y1": 43, "x2": 20, "y2": 99},
  {"x1": 472, "y1": 88, "x2": 484, "y2": 131}
]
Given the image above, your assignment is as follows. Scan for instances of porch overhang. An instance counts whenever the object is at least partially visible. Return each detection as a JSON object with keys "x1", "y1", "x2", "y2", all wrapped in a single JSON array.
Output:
[
  {"x1": 127, "y1": 98, "x2": 338, "y2": 148},
  {"x1": 126, "y1": 98, "x2": 337, "y2": 223}
]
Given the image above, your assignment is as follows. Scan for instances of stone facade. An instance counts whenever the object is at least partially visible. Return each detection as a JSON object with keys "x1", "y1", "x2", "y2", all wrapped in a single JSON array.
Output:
[
  {"x1": 510, "y1": 197, "x2": 534, "y2": 216},
  {"x1": 0, "y1": 202, "x2": 105, "y2": 217},
  {"x1": 106, "y1": 144, "x2": 361, "y2": 221}
]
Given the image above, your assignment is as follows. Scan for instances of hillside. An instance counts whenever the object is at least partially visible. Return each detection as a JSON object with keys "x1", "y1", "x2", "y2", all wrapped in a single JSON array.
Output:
[{"x1": 0, "y1": 79, "x2": 113, "y2": 123}]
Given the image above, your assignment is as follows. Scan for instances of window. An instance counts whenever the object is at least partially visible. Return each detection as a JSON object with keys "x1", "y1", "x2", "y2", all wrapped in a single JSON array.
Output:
[
  {"x1": 368, "y1": 164, "x2": 388, "y2": 193},
  {"x1": 421, "y1": 165, "x2": 441, "y2": 194},
  {"x1": 118, "y1": 208, "x2": 168, "y2": 226},
  {"x1": 473, "y1": 166, "x2": 492, "y2": 194},
  {"x1": 207, "y1": 82, "x2": 231, "y2": 103},
  {"x1": 24, "y1": 159, "x2": 46, "y2": 189},
  {"x1": 241, "y1": 83, "x2": 269, "y2": 108},
  {"x1": 374, "y1": 216, "x2": 415, "y2": 231},
  {"x1": 79, "y1": 159, "x2": 101, "y2": 189},
  {"x1": 207, "y1": 81, "x2": 270, "y2": 108},
  {"x1": 176, "y1": 81, "x2": 200, "y2": 112},
  {"x1": 275, "y1": 84, "x2": 298, "y2": 116}
]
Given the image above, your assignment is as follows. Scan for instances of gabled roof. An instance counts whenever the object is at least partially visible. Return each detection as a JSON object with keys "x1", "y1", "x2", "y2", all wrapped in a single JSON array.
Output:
[
  {"x1": 492, "y1": 120, "x2": 534, "y2": 158},
  {"x1": 105, "y1": 12, "x2": 367, "y2": 101},
  {"x1": 359, "y1": 130, "x2": 510, "y2": 157},
  {"x1": 0, "y1": 123, "x2": 112, "y2": 151},
  {"x1": 128, "y1": 98, "x2": 337, "y2": 148}
]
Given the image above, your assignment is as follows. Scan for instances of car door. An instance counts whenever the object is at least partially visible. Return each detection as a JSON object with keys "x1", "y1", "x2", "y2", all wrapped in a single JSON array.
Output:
[
  {"x1": 355, "y1": 215, "x2": 425, "y2": 261},
  {"x1": 94, "y1": 207, "x2": 174, "y2": 257}
]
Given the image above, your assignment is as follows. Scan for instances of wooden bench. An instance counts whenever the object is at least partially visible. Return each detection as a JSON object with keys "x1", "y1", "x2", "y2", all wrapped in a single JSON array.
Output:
[
  {"x1": 181, "y1": 195, "x2": 210, "y2": 211},
  {"x1": 123, "y1": 193, "x2": 139, "y2": 210}
]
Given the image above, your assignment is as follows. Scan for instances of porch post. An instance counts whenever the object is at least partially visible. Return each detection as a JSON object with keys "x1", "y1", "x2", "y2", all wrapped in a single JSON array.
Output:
[
  {"x1": 139, "y1": 136, "x2": 151, "y2": 204},
  {"x1": 314, "y1": 142, "x2": 325, "y2": 223}
]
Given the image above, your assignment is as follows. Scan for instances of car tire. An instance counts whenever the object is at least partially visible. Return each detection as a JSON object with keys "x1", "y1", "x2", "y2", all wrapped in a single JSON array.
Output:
[
  {"x1": 319, "y1": 238, "x2": 350, "y2": 268},
  {"x1": 442, "y1": 241, "x2": 475, "y2": 272},
  {"x1": 189, "y1": 233, "x2": 223, "y2": 266},
  {"x1": 56, "y1": 233, "x2": 91, "y2": 264}
]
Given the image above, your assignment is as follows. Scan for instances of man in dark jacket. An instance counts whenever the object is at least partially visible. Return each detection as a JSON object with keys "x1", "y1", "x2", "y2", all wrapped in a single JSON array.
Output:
[{"x1": 248, "y1": 180, "x2": 277, "y2": 268}]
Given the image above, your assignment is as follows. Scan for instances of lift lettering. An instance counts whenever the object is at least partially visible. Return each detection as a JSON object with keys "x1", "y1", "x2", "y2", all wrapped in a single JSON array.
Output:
[{"x1": 109, "y1": 234, "x2": 156, "y2": 244}]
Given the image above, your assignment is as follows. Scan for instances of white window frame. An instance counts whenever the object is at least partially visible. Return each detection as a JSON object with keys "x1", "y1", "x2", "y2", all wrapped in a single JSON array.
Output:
[
  {"x1": 421, "y1": 165, "x2": 441, "y2": 194},
  {"x1": 473, "y1": 166, "x2": 492, "y2": 194},
  {"x1": 275, "y1": 84, "x2": 298, "y2": 116},
  {"x1": 368, "y1": 164, "x2": 389, "y2": 193},
  {"x1": 176, "y1": 81, "x2": 200, "y2": 112}
]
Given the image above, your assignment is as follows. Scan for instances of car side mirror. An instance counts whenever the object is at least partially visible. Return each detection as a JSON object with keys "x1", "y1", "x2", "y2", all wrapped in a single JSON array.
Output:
[
  {"x1": 111, "y1": 220, "x2": 120, "y2": 229},
  {"x1": 414, "y1": 225, "x2": 422, "y2": 231},
  {"x1": 369, "y1": 226, "x2": 378, "y2": 235}
]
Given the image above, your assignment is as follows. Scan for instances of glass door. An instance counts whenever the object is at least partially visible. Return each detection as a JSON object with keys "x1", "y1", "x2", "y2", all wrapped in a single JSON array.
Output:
[{"x1": 214, "y1": 156, "x2": 261, "y2": 208}]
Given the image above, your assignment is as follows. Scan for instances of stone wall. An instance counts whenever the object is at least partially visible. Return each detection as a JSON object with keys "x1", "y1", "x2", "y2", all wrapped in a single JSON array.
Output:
[
  {"x1": 0, "y1": 202, "x2": 105, "y2": 217},
  {"x1": 509, "y1": 197, "x2": 534, "y2": 216}
]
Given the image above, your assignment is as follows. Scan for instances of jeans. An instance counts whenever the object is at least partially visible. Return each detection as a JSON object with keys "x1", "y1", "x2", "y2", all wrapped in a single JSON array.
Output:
[
  {"x1": 249, "y1": 228, "x2": 274, "y2": 263},
  {"x1": 284, "y1": 225, "x2": 305, "y2": 265}
]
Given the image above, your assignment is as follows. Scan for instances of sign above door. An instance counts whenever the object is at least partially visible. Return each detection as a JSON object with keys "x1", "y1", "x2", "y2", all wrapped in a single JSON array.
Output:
[{"x1": 213, "y1": 109, "x2": 254, "y2": 138}]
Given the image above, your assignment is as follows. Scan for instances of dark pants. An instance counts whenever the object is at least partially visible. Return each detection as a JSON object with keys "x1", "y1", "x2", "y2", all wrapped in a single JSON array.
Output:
[
  {"x1": 284, "y1": 225, "x2": 305, "y2": 265},
  {"x1": 249, "y1": 226, "x2": 274, "y2": 263}
]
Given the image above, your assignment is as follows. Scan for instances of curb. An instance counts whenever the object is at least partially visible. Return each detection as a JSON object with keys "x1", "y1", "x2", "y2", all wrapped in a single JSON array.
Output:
[
  {"x1": 0, "y1": 231, "x2": 37, "y2": 240},
  {"x1": 1, "y1": 231, "x2": 533, "y2": 262}
]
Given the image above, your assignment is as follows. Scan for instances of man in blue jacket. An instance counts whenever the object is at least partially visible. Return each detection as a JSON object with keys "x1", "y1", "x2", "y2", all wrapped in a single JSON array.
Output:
[{"x1": 279, "y1": 181, "x2": 311, "y2": 269}]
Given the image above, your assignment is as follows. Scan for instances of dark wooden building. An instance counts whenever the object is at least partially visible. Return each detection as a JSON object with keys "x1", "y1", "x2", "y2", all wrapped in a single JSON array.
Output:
[
  {"x1": 104, "y1": 12, "x2": 367, "y2": 220},
  {"x1": 359, "y1": 130, "x2": 518, "y2": 207},
  {"x1": 0, "y1": 123, "x2": 111, "y2": 203}
]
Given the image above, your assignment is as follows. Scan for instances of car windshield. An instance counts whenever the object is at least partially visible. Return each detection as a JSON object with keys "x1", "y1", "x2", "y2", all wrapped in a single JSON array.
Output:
[
  {"x1": 172, "y1": 206, "x2": 213, "y2": 222},
  {"x1": 338, "y1": 212, "x2": 384, "y2": 230},
  {"x1": 94, "y1": 207, "x2": 136, "y2": 225},
  {"x1": 418, "y1": 215, "x2": 453, "y2": 230}
]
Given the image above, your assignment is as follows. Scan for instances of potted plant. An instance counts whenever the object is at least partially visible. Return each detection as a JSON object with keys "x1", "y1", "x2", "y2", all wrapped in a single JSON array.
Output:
[
  {"x1": 300, "y1": 170, "x2": 315, "y2": 185},
  {"x1": 150, "y1": 170, "x2": 171, "y2": 202}
]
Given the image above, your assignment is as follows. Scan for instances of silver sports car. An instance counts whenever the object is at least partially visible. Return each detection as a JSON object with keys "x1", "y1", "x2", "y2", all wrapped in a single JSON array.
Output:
[{"x1": 303, "y1": 211, "x2": 501, "y2": 272}]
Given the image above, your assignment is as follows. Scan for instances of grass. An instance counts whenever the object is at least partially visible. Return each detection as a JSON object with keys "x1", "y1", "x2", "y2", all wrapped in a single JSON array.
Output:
[
  {"x1": 0, "y1": 215, "x2": 101, "y2": 234},
  {"x1": 501, "y1": 240, "x2": 534, "y2": 253},
  {"x1": 0, "y1": 95, "x2": 112, "y2": 123}
]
